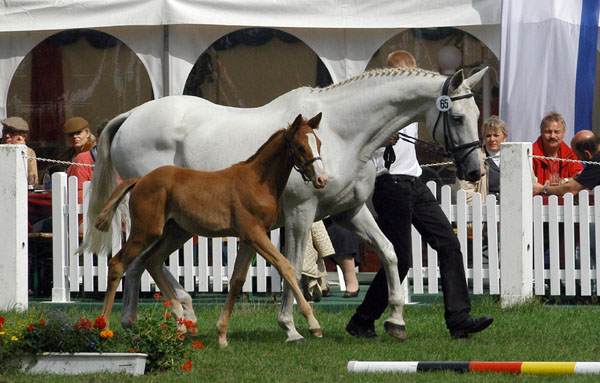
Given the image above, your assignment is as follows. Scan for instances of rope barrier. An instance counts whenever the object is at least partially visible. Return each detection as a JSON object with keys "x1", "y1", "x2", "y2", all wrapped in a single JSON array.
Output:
[
  {"x1": 23, "y1": 154, "x2": 94, "y2": 168},
  {"x1": 530, "y1": 154, "x2": 600, "y2": 166}
]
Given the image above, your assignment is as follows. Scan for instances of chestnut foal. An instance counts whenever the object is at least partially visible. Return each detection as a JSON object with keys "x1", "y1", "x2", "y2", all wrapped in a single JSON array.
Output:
[{"x1": 94, "y1": 113, "x2": 327, "y2": 347}]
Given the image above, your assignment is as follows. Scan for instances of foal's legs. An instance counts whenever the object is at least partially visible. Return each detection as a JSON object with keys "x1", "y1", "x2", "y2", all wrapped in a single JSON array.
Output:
[
  {"x1": 140, "y1": 221, "x2": 195, "y2": 334},
  {"x1": 102, "y1": 233, "x2": 156, "y2": 330},
  {"x1": 333, "y1": 204, "x2": 407, "y2": 340},
  {"x1": 216, "y1": 243, "x2": 255, "y2": 348},
  {"x1": 250, "y1": 231, "x2": 322, "y2": 341}
]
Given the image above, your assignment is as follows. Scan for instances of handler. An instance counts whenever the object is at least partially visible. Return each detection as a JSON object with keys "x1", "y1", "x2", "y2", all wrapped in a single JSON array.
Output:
[{"x1": 345, "y1": 50, "x2": 493, "y2": 340}]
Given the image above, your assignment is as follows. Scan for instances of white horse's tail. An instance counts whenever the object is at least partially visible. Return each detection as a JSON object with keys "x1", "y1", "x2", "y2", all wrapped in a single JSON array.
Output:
[{"x1": 78, "y1": 112, "x2": 131, "y2": 256}]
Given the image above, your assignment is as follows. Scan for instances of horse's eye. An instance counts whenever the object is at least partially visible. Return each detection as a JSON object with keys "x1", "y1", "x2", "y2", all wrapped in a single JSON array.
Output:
[
  {"x1": 452, "y1": 116, "x2": 463, "y2": 124},
  {"x1": 297, "y1": 146, "x2": 306, "y2": 154}
]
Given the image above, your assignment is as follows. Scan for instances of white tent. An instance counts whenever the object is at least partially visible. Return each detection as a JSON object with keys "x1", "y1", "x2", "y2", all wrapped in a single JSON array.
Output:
[{"x1": 0, "y1": 0, "x2": 502, "y2": 118}]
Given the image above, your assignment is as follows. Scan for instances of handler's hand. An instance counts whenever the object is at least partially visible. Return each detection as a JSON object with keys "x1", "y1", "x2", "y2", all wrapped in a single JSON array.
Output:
[{"x1": 382, "y1": 132, "x2": 400, "y2": 147}]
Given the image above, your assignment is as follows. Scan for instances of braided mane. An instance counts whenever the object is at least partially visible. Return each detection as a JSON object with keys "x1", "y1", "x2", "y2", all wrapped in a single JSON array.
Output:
[{"x1": 312, "y1": 67, "x2": 443, "y2": 93}]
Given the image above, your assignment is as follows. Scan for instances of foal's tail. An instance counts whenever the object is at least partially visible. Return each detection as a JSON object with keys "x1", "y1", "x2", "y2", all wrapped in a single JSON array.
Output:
[
  {"x1": 78, "y1": 112, "x2": 131, "y2": 255},
  {"x1": 95, "y1": 178, "x2": 140, "y2": 232}
]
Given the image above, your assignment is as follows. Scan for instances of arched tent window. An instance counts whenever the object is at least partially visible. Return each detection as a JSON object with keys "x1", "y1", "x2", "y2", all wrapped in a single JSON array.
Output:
[
  {"x1": 6, "y1": 29, "x2": 153, "y2": 164},
  {"x1": 184, "y1": 28, "x2": 332, "y2": 107},
  {"x1": 366, "y1": 27, "x2": 500, "y2": 186}
]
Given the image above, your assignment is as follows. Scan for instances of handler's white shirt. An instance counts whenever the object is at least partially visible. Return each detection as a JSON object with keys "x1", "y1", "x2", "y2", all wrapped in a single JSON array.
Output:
[{"x1": 372, "y1": 123, "x2": 422, "y2": 178}]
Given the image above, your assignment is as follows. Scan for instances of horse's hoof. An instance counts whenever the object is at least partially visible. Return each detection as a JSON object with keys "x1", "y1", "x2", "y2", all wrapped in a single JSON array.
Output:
[
  {"x1": 285, "y1": 337, "x2": 306, "y2": 344},
  {"x1": 309, "y1": 328, "x2": 323, "y2": 338},
  {"x1": 384, "y1": 321, "x2": 407, "y2": 341}
]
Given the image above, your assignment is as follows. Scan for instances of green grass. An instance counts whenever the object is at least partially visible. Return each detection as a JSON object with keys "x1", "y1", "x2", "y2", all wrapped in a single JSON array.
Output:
[{"x1": 1, "y1": 297, "x2": 599, "y2": 382}]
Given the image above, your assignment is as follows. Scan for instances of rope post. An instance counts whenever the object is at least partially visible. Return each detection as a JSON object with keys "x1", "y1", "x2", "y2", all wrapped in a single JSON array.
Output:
[
  {"x1": 0, "y1": 145, "x2": 28, "y2": 310},
  {"x1": 499, "y1": 142, "x2": 533, "y2": 306},
  {"x1": 51, "y1": 172, "x2": 70, "y2": 302}
]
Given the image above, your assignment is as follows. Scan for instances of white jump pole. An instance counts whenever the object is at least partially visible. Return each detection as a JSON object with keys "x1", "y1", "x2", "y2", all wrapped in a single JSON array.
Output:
[{"x1": 0, "y1": 144, "x2": 29, "y2": 310}]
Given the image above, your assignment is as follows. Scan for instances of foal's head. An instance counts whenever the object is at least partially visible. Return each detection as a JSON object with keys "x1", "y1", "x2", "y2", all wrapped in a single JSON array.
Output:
[{"x1": 285, "y1": 113, "x2": 327, "y2": 189}]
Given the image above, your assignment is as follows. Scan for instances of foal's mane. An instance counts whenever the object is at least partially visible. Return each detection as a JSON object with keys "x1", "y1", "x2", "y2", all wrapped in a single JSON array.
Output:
[
  {"x1": 312, "y1": 67, "x2": 442, "y2": 93},
  {"x1": 235, "y1": 128, "x2": 287, "y2": 166}
]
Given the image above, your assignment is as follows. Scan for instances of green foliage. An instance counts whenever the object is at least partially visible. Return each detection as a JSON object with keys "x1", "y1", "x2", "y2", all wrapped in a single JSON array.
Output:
[
  {"x1": 0, "y1": 297, "x2": 203, "y2": 374},
  {"x1": 124, "y1": 298, "x2": 195, "y2": 372}
]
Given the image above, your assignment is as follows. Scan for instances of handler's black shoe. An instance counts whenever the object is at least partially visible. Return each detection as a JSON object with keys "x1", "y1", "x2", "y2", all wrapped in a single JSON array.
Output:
[
  {"x1": 450, "y1": 315, "x2": 494, "y2": 339},
  {"x1": 346, "y1": 318, "x2": 381, "y2": 341}
]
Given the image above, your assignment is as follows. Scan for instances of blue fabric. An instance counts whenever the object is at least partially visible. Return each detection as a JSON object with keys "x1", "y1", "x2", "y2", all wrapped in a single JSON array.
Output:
[{"x1": 574, "y1": 0, "x2": 600, "y2": 133}]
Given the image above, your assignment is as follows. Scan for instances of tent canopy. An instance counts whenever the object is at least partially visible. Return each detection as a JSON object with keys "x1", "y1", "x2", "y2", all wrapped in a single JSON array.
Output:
[{"x1": 0, "y1": 0, "x2": 501, "y2": 32}]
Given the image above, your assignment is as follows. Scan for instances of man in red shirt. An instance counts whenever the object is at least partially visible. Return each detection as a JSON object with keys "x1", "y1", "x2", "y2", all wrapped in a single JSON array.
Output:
[{"x1": 532, "y1": 112, "x2": 583, "y2": 184}]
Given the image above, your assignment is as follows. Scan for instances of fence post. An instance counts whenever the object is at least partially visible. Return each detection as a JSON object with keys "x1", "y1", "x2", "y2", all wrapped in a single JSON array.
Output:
[
  {"x1": 0, "y1": 145, "x2": 28, "y2": 310},
  {"x1": 500, "y1": 142, "x2": 533, "y2": 306},
  {"x1": 51, "y1": 172, "x2": 70, "y2": 302}
]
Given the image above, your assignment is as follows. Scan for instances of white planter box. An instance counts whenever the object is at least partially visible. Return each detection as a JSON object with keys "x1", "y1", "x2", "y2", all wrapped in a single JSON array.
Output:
[{"x1": 20, "y1": 352, "x2": 147, "y2": 375}]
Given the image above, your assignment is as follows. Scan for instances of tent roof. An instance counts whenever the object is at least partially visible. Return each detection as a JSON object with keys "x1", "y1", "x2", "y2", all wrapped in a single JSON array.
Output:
[{"x1": 0, "y1": 0, "x2": 501, "y2": 33}]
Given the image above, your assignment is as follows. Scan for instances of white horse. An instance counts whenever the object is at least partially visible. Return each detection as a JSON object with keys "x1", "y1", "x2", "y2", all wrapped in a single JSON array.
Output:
[{"x1": 81, "y1": 66, "x2": 487, "y2": 344}]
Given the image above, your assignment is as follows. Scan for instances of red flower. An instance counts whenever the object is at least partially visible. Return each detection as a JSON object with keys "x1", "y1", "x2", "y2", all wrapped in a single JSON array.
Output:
[
  {"x1": 160, "y1": 323, "x2": 168, "y2": 330},
  {"x1": 162, "y1": 300, "x2": 172, "y2": 308},
  {"x1": 93, "y1": 315, "x2": 106, "y2": 329},
  {"x1": 193, "y1": 341, "x2": 204, "y2": 349},
  {"x1": 74, "y1": 317, "x2": 92, "y2": 329},
  {"x1": 27, "y1": 323, "x2": 35, "y2": 332},
  {"x1": 127, "y1": 348, "x2": 138, "y2": 353},
  {"x1": 177, "y1": 318, "x2": 185, "y2": 326},
  {"x1": 182, "y1": 359, "x2": 192, "y2": 372},
  {"x1": 185, "y1": 320, "x2": 196, "y2": 329},
  {"x1": 165, "y1": 312, "x2": 172, "y2": 320},
  {"x1": 37, "y1": 318, "x2": 46, "y2": 327},
  {"x1": 0, "y1": 316, "x2": 5, "y2": 327},
  {"x1": 154, "y1": 293, "x2": 162, "y2": 300}
]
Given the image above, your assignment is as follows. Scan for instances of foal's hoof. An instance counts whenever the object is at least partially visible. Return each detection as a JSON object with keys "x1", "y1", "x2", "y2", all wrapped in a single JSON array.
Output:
[
  {"x1": 309, "y1": 328, "x2": 323, "y2": 338},
  {"x1": 384, "y1": 321, "x2": 408, "y2": 341}
]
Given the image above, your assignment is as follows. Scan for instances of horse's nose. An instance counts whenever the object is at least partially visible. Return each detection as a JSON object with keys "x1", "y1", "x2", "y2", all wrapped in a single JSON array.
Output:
[{"x1": 315, "y1": 174, "x2": 328, "y2": 188}]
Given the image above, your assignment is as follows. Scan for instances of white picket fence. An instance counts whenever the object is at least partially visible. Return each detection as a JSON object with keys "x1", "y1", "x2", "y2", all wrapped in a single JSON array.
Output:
[{"x1": 49, "y1": 171, "x2": 599, "y2": 302}]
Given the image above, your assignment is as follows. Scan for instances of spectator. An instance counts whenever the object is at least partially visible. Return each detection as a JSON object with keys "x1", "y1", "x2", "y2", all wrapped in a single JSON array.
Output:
[
  {"x1": 532, "y1": 112, "x2": 583, "y2": 185},
  {"x1": 533, "y1": 130, "x2": 600, "y2": 196},
  {"x1": 301, "y1": 220, "x2": 336, "y2": 302},
  {"x1": 325, "y1": 218, "x2": 361, "y2": 298},
  {"x1": 64, "y1": 117, "x2": 96, "y2": 201},
  {"x1": 1, "y1": 116, "x2": 38, "y2": 186},
  {"x1": 455, "y1": 115, "x2": 508, "y2": 203},
  {"x1": 345, "y1": 50, "x2": 492, "y2": 340}
]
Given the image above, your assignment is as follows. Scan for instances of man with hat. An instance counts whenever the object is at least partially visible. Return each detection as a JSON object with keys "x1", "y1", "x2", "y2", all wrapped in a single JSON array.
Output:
[
  {"x1": 63, "y1": 117, "x2": 96, "y2": 201},
  {"x1": 2, "y1": 116, "x2": 38, "y2": 186}
]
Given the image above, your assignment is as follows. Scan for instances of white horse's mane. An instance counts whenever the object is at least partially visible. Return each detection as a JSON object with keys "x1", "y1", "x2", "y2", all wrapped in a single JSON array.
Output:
[{"x1": 312, "y1": 67, "x2": 442, "y2": 93}]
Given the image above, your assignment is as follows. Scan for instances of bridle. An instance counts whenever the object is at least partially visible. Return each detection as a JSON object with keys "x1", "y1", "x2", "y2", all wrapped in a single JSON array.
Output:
[
  {"x1": 429, "y1": 76, "x2": 482, "y2": 165},
  {"x1": 285, "y1": 133, "x2": 322, "y2": 183}
]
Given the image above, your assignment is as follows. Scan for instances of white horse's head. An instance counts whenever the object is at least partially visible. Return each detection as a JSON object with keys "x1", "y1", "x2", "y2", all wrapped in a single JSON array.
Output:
[{"x1": 426, "y1": 67, "x2": 488, "y2": 182}]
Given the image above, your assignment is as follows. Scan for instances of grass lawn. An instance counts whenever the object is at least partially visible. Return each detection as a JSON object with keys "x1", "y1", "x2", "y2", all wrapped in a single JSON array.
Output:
[{"x1": 1, "y1": 296, "x2": 599, "y2": 382}]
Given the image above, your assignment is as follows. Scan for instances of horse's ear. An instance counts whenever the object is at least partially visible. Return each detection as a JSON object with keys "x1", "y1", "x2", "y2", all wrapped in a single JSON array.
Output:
[
  {"x1": 308, "y1": 112, "x2": 322, "y2": 130},
  {"x1": 449, "y1": 69, "x2": 465, "y2": 93},
  {"x1": 291, "y1": 113, "x2": 304, "y2": 130},
  {"x1": 464, "y1": 66, "x2": 489, "y2": 89}
]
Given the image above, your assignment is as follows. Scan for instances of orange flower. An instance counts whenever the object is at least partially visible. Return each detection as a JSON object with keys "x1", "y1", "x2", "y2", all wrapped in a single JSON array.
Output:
[
  {"x1": 93, "y1": 315, "x2": 106, "y2": 329},
  {"x1": 162, "y1": 300, "x2": 172, "y2": 308},
  {"x1": 100, "y1": 330, "x2": 114, "y2": 338},
  {"x1": 165, "y1": 312, "x2": 172, "y2": 320},
  {"x1": 37, "y1": 318, "x2": 46, "y2": 327},
  {"x1": 193, "y1": 341, "x2": 204, "y2": 349},
  {"x1": 160, "y1": 323, "x2": 168, "y2": 330},
  {"x1": 27, "y1": 323, "x2": 35, "y2": 332},
  {"x1": 154, "y1": 293, "x2": 162, "y2": 300},
  {"x1": 185, "y1": 320, "x2": 196, "y2": 329},
  {"x1": 182, "y1": 359, "x2": 192, "y2": 372},
  {"x1": 127, "y1": 348, "x2": 138, "y2": 353}
]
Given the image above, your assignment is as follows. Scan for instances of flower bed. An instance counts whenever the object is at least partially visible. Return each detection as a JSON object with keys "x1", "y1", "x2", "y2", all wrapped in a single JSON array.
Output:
[{"x1": 0, "y1": 294, "x2": 203, "y2": 374}]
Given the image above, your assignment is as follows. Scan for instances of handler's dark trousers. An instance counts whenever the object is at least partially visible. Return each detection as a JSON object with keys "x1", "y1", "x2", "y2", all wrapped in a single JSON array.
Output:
[{"x1": 353, "y1": 174, "x2": 471, "y2": 329}]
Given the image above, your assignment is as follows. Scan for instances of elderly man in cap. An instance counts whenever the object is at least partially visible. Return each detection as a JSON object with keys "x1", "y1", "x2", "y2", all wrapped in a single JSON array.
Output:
[
  {"x1": 2, "y1": 116, "x2": 38, "y2": 186},
  {"x1": 62, "y1": 117, "x2": 96, "y2": 201}
]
